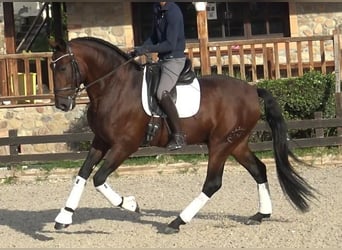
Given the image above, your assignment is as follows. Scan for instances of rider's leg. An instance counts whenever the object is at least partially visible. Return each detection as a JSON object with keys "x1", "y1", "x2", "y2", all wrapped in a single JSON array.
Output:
[
  {"x1": 157, "y1": 58, "x2": 186, "y2": 150},
  {"x1": 159, "y1": 91, "x2": 186, "y2": 150}
]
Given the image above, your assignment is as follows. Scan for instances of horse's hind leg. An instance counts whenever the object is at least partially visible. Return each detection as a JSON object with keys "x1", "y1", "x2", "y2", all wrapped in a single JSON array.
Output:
[
  {"x1": 165, "y1": 147, "x2": 226, "y2": 234},
  {"x1": 54, "y1": 137, "x2": 109, "y2": 230},
  {"x1": 232, "y1": 142, "x2": 272, "y2": 225}
]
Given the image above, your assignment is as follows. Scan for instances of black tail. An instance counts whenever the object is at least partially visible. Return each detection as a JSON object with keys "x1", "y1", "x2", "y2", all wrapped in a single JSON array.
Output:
[{"x1": 257, "y1": 88, "x2": 316, "y2": 212}]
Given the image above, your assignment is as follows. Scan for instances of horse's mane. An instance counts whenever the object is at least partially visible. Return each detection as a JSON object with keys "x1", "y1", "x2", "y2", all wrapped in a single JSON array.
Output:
[{"x1": 72, "y1": 37, "x2": 142, "y2": 69}]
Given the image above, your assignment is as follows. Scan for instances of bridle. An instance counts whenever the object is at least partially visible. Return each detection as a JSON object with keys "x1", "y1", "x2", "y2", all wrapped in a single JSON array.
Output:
[
  {"x1": 51, "y1": 45, "x2": 82, "y2": 101},
  {"x1": 51, "y1": 43, "x2": 137, "y2": 101}
]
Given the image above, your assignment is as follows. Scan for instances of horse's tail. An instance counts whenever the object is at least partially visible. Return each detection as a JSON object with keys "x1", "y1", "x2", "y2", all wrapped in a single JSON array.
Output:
[{"x1": 257, "y1": 87, "x2": 316, "y2": 212}]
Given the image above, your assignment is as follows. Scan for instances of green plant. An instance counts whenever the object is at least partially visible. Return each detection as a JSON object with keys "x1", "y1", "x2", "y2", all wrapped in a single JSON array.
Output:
[
  {"x1": 256, "y1": 71, "x2": 337, "y2": 139},
  {"x1": 257, "y1": 71, "x2": 336, "y2": 120}
]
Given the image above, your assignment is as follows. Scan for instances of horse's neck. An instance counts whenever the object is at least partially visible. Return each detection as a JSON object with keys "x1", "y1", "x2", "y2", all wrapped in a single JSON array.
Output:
[{"x1": 85, "y1": 62, "x2": 142, "y2": 105}]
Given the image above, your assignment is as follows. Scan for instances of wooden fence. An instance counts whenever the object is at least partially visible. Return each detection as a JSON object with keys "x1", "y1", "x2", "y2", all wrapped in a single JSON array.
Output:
[
  {"x1": 186, "y1": 32, "x2": 340, "y2": 82},
  {"x1": 0, "y1": 52, "x2": 53, "y2": 97},
  {"x1": 0, "y1": 32, "x2": 341, "y2": 106},
  {"x1": 0, "y1": 113, "x2": 341, "y2": 164}
]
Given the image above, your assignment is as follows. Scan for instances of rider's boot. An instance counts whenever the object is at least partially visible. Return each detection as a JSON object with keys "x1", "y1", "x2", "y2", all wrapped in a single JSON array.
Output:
[{"x1": 159, "y1": 91, "x2": 186, "y2": 150}]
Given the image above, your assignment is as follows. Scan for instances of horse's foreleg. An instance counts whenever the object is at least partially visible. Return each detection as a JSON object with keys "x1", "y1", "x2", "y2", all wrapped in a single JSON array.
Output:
[
  {"x1": 93, "y1": 147, "x2": 140, "y2": 212},
  {"x1": 55, "y1": 140, "x2": 108, "y2": 230},
  {"x1": 165, "y1": 153, "x2": 226, "y2": 234},
  {"x1": 232, "y1": 145, "x2": 272, "y2": 225}
]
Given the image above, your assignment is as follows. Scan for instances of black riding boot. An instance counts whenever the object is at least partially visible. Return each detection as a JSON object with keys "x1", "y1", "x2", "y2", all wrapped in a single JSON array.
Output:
[{"x1": 159, "y1": 91, "x2": 186, "y2": 150}]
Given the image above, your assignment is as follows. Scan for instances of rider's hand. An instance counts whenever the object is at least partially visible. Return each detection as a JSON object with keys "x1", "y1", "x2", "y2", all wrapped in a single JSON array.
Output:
[{"x1": 133, "y1": 46, "x2": 148, "y2": 56}]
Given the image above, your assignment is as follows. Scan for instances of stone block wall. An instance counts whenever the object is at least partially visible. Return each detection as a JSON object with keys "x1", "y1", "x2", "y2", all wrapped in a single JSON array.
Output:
[
  {"x1": 0, "y1": 104, "x2": 88, "y2": 155},
  {"x1": 66, "y1": 2, "x2": 134, "y2": 50},
  {"x1": 295, "y1": 2, "x2": 342, "y2": 37},
  {"x1": 284, "y1": 2, "x2": 342, "y2": 65}
]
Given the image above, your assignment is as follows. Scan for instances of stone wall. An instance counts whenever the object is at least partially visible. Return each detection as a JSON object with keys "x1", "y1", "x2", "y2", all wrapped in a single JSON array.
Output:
[
  {"x1": 295, "y1": 2, "x2": 342, "y2": 37},
  {"x1": 0, "y1": 104, "x2": 88, "y2": 155},
  {"x1": 66, "y1": 2, "x2": 134, "y2": 49},
  {"x1": 284, "y1": 2, "x2": 342, "y2": 64}
]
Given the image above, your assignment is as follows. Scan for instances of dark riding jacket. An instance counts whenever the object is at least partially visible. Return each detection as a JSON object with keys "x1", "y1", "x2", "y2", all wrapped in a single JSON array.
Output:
[{"x1": 142, "y1": 2, "x2": 186, "y2": 60}]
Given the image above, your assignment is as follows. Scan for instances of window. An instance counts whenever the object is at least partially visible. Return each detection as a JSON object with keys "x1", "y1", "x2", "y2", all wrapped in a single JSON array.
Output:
[
  {"x1": 208, "y1": 2, "x2": 290, "y2": 39},
  {"x1": 131, "y1": 2, "x2": 290, "y2": 44}
]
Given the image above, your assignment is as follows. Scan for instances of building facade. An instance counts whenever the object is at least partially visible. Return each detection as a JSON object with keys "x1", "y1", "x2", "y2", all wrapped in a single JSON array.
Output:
[{"x1": 1, "y1": 2, "x2": 342, "y2": 53}]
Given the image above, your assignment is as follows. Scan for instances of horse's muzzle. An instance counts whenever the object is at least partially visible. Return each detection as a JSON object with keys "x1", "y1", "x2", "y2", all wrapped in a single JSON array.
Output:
[{"x1": 55, "y1": 96, "x2": 76, "y2": 112}]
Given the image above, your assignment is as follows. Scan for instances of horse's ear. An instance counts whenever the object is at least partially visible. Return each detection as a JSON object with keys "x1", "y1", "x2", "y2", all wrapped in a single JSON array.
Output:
[{"x1": 49, "y1": 38, "x2": 67, "y2": 52}]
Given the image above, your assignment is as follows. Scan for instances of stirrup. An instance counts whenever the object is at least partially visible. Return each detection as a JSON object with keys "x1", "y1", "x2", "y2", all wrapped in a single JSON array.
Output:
[{"x1": 167, "y1": 133, "x2": 186, "y2": 151}]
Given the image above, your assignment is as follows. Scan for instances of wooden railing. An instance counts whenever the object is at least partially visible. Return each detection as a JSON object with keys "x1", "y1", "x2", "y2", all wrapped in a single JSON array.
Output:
[
  {"x1": 0, "y1": 33, "x2": 340, "y2": 106},
  {"x1": 0, "y1": 52, "x2": 54, "y2": 106},
  {"x1": 0, "y1": 52, "x2": 53, "y2": 95},
  {"x1": 186, "y1": 33, "x2": 340, "y2": 82},
  {"x1": 0, "y1": 51, "x2": 88, "y2": 107}
]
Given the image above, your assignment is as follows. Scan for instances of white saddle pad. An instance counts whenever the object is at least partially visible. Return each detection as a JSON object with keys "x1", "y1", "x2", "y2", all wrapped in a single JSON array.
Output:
[{"x1": 141, "y1": 67, "x2": 201, "y2": 118}]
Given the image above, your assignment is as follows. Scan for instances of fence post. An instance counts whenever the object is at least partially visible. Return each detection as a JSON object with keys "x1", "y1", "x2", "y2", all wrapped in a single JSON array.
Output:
[
  {"x1": 314, "y1": 112, "x2": 324, "y2": 138},
  {"x1": 8, "y1": 129, "x2": 19, "y2": 156},
  {"x1": 333, "y1": 28, "x2": 342, "y2": 137},
  {"x1": 194, "y1": 2, "x2": 211, "y2": 76},
  {"x1": 333, "y1": 28, "x2": 341, "y2": 93}
]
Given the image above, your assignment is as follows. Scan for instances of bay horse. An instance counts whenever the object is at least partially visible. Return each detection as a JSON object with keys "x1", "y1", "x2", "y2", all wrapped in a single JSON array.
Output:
[{"x1": 50, "y1": 37, "x2": 316, "y2": 234}]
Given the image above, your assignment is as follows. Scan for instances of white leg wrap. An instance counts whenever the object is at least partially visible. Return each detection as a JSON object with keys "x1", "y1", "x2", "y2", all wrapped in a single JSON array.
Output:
[
  {"x1": 55, "y1": 176, "x2": 86, "y2": 225},
  {"x1": 65, "y1": 176, "x2": 87, "y2": 210},
  {"x1": 96, "y1": 182, "x2": 123, "y2": 207},
  {"x1": 258, "y1": 182, "x2": 272, "y2": 214},
  {"x1": 55, "y1": 208, "x2": 73, "y2": 225},
  {"x1": 120, "y1": 196, "x2": 138, "y2": 212},
  {"x1": 180, "y1": 192, "x2": 210, "y2": 223}
]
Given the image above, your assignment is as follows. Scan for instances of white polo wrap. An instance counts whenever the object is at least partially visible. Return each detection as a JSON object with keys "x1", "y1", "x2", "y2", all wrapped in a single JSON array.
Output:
[
  {"x1": 65, "y1": 176, "x2": 86, "y2": 210},
  {"x1": 96, "y1": 182, "x2": 123, "y2": 206},
  {"x1": 180, "y1": 192, "x2": 210, "y2": 223},
  {"x1": 55, "y1": 176, "x2": 86, "y2": 225},
  {"x1": 258, "y1": 182, "x2": 272, "y2": 214}
]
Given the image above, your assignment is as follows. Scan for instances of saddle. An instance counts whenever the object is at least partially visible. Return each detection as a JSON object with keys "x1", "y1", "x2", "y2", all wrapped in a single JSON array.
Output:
[{"x1": 145, "y1": 58, "x2": 196, "y2": 117}]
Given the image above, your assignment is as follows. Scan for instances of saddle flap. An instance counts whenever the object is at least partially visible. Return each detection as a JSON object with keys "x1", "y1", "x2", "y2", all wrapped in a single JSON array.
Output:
[
  {"x1": 145, "y1": 63, "x2": 176, "y2": 116},
  {"x1": 142, "y1": 66, "x2": 201, "y2": 119}
]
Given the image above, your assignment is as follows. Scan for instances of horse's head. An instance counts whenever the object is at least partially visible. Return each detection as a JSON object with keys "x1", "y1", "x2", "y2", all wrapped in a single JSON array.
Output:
[{"x1": 49, "y1": 39, "x2": 83, "y2": 112}]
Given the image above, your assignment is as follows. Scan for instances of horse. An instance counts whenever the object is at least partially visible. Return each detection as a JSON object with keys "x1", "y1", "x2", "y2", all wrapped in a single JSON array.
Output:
[{"x1": 49, "y1": 37, "x2": 316, "y2": 234}]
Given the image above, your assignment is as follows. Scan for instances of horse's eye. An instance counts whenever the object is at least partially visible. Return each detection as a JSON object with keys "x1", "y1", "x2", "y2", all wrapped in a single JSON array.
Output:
[{"x1": 59, "y1": 66, "x2": 67, "y2": 72}]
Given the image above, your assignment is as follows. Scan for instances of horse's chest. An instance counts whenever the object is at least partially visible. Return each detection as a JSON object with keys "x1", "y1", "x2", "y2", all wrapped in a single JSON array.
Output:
[{"x1": 87, "y1": 106, "x2": 110, "y2": 131}]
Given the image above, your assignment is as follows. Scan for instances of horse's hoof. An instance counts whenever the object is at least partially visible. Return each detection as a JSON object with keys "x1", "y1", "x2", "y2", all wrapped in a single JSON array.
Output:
[
  {"x1": 245, "y1": 212, "x2": 271, "y2": 225},
  {"x1": 54, "y1": 222, "x2": 70, "y2": 230},
  {"x1": 164, "y1": 226, "x2": 180, "y2": 234}
]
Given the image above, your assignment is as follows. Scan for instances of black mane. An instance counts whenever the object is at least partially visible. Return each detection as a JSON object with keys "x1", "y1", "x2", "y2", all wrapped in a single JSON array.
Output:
[{"x1": 72, "y1": 36, "x2": 142, "y2": 69}]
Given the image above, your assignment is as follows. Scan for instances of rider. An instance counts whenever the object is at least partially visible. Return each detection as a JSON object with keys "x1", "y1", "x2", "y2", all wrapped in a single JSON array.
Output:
[{"x1": 133, "y1": 2, "x2": 186, "y2": 151}]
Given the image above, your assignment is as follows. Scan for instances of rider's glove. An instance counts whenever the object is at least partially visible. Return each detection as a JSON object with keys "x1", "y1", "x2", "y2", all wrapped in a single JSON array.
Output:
[{"x1": 133, "y1": 46, "x2": 149, "y2": 56}]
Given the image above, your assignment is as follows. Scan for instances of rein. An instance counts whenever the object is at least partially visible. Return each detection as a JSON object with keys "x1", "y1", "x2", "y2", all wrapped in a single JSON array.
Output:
[{"x1": 77, "y1": 56, "x2": 136, "y2": 93}]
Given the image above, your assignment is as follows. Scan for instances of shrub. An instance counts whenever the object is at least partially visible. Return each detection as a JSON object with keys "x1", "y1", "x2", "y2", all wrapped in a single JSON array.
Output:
[
  {"x1": 257, "y1": 71, "x2": 336, "y2": 120},
  {"x1": 256, "y1": 71, "x2": 336, "y2": 139}
]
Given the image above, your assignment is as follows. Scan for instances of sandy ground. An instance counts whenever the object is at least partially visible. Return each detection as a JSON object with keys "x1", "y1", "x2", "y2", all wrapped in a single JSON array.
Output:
[{"x1": 0, "y1": 164, "x2": 341, "y2": 248}]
